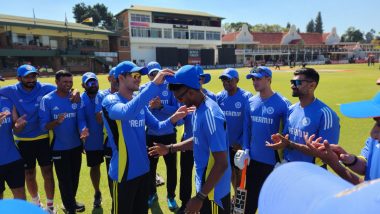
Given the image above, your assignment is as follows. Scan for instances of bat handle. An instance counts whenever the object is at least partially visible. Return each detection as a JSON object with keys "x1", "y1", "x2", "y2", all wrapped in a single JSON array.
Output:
[{"x1": 239, "y1": 159, "x2": 248, "y2": 189}]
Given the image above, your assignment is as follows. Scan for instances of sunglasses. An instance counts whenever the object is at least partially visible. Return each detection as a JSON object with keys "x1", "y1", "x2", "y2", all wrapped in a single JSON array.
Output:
[
  {"x1": 176, "y1": 88, "x2": 189, "y2": 101},
  {"x1": 290, "y1": 79, "x2": 314, "y2": 86},
  {"x1": 86, "y1": 80, "x2": 98, "y2": 87},
  {"x1": 220, "y1": 77, "x2": 232, "y2": 82},
  {"x1": 129, "y1": 72, "x2": 142, "y2": 80},
  {"x1": 149, "y1": 71, "x2": 159, "y2": 77}
]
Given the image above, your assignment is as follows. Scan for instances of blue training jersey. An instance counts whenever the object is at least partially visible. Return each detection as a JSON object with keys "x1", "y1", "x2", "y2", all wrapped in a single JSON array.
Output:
[
  {"x1": 202, "y1": 88, "x2": 216, "y2": 101},
  {"x1": 193, "y1": 97, "x2": 231, "y2": 208},
  {"x1": 39, "y1": 90, "x2": 86, "y2": 151},
  {"x1": 140, "y1": 82, "x2": 178, "y2": 136},
  {"x1": 243, "y1": 93, "x2": 290, "y2": 165},
  {"x1": 102, "y1": 83, "x2": 174, "y2": 182},
  {"x1": 82, "y1": 92, "x2": 104, "y2": 151},
  {"x1": 0, "y1": 82, "x2": 56, "y2": 140},
  {"x1": 217, "y1": 88, "x2": 252, "y2": 147},
  {"x1": 360, "y1": 137, "x2": 380, "y2": 180},
  {"x1": 0, "y1": 96, "x2": 21, "y2": 165},
  {"x1": 283, "y1": 99, "x2": 340, "y2": 163}
]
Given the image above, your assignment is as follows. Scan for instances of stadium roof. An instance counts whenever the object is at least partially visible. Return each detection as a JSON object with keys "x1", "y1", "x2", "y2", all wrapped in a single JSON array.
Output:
[
  {"x1": 0, "y1": 13, "x2": 113, "y2": 35},
  {"x1": 116, "y1": 5, "x2": 224, "y2": 19}
]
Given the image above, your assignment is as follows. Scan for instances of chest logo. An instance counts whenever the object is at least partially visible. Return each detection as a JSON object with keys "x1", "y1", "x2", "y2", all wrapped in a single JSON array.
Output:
[
  {"x1": 262, "y1": 106, "x2": 274, "y2": 115},
  {"x1": 235, "y1": 102, "x2": 242, "y2": 109},
  {"x1": 72, "y1": 103, "x2": 77, "y2": 110},
  {"x1": 302, "y1": 117, "x2": 311, "y2": 126},
  {"x1": 140, "y1": 109, "x2": 144, "y2": 115},
  {"x1": 162, "y1": 91, "x2": 168, "y2": 96},
  {"x1": 1, "y1": 107, "x2": 10, "y2": 113}
]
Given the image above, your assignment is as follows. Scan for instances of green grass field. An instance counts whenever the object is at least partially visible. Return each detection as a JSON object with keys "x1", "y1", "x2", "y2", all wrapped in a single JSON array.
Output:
[{"x1": 2, "y1": 63, "x2": 380, "y2": 213}]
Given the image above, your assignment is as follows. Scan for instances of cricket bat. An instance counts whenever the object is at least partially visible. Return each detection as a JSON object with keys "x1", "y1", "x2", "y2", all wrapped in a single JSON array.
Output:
[{"x1": 233, "y1": 159, "x2": 248, "y2": 214}]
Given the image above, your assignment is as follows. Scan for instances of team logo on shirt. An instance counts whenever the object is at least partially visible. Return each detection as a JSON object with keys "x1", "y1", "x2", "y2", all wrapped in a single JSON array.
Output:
[
  {"x1": 302, "y1": 117, "x2": 311, "y2": 126},
  {"x1": 53, "y1": 106, "x2": 59, "y2": 111},
  {"x1": 140, "y1": 109, "x2": 144, "y2": 115},
  {"x1": 262, "y1": 106, "x2": 274, "y2": 115},
  {"x1": 1, "y1": 107, "x2": 10, "y2": 113},
  {"x1": 72, "y1": 103, "x2": 77, "y2": 110},
  {"x1": 162, "y1": 91, "x2": 168, "y2": 96},
  {"x1": 235, "y1": 102, "x2": 242, "y2": 109}
]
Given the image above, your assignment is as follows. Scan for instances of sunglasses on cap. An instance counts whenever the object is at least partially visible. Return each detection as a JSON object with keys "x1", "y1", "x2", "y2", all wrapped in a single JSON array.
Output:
[
  {"x1": 86, "y1": 80, "x2": 98, "y2": 87},
  {"x1": 290, "y1": 79, "x2": 314, "y2": 86}
]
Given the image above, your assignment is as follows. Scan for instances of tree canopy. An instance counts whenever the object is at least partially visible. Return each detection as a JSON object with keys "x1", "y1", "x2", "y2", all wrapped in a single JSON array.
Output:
[{"x1": 72, "y1": 3, "x2": 116, "y2": 30}]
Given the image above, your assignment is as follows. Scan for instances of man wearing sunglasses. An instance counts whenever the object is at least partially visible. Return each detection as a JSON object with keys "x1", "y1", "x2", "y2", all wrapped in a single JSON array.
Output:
[
  {"x1": 216, "y1": 68, "x2": 252, "y2": 204},
  {"x1": 140, "y1": 61, "x2": 180, "y2": 210},
  {"x1": 81, "y1": 72, "x2": 104, "y2": 208},
  {"x1": 101, "y1": 61, "x2": 187, "y2": 214},
  {"x1": 267, "y1": 68, "x2": 340, "y2": 167},
  {"x1": 302, "y1": 92, "x2": 380, "y2": 185},
  {"x1": 149, "y1": 65, "x2": 231, "y2": 214}
]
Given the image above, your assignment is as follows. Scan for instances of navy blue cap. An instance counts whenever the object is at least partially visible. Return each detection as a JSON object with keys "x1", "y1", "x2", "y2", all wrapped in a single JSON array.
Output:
[
  {"x1": 219, "y1": 68, "x2": 239, "y2": 79},
  {"x1": 196, "y1": 65, "x2": 211, "y2": 84},
  {"x1": 246, "y1": 66, "x2": 272, "y2": 79},
  {"x1": 147, "y1": 61, "x2": 162, "y2": 74},
  {"x1": 114, "y1": 61, "x2": 148, "y2": 78},
  {"x1": 109, "y1": 67, "x2": 116, "y2": 76},
  {"x1": 165, "y1": 65, "x2": 201, "y2": 90},
  {"x1": 82, "y1": 72, "x2": 98, "y2": 84},
  {"x1": 17, "y1": 64, "x2": 38, "y2": 77}
]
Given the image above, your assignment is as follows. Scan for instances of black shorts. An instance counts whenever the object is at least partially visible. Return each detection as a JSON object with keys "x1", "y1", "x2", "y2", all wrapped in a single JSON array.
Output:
[
  {"x1": 229, "y1": 147, "x2": 240, "y2": 171},
  {"x1": 0, "y1": 159, "x2": 25, "y2": 192},
  {"x1": 86, "y1": 150, "x2": 104, "y2": 167},
  {"x1": 17, "y1": 138, "x2": 52, "y2": 169}
]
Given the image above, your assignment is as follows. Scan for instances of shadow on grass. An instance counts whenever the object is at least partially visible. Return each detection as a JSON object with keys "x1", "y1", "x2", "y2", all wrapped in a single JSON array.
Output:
[
  {"x1": 150, "y1": 201, "x2": 164, "y2": 214},
  {"x1": 92, "y1": 207, "x2": 103, "y2": 214}
]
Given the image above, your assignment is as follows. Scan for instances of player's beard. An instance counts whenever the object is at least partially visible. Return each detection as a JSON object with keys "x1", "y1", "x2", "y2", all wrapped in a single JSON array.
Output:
[
  {"x1": 86, "y1": 87, "x2": 98, "y2": 95},
  {"x1": 21, "y1": 80, "x2": 36, "y2": 89},
  {"x1": 292, "y1": 88, "x2": 300, "y2": 97}
]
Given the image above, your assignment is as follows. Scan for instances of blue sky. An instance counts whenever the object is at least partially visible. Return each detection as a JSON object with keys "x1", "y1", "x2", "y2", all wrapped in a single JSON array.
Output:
[{"x1": 1, "y1": 0, "x2": 379, "y2": 35}]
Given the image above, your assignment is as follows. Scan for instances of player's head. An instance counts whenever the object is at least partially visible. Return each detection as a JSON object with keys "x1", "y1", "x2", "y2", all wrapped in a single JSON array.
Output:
[
  {"x1": 114, "y1": 61, "x2": 148, "y2": 92},
  {"x1": 291, "y1": 68, "x2": 319, "y2": 97},
  {"x1": 55, "y1": 70, "x2": 73, "y2": 94},
  {"x1": 246, "y1": 66, "x2": 272, "y2": 92},
  {"x1": 219, "y1": 68, "x2": 239, "y2": 93},
  {"x1": 166, "y1": 65, "x2": 202, "y2": 107},
  {"x1": 17, "y1": 64, "x2": 38, "y2": 90},
  {"x1": 147, "y1": 61, "x2": 162, "y2": 81},
  {"x1": 108, "y1": 67, "x2": 118, "y2": 91},
  {"x1": 82, "y1": 72, "x2": 99, "y2": 95}
]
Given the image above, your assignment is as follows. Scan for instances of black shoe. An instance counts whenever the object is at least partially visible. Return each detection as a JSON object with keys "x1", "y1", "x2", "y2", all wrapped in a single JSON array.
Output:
[
  {"x1": 176, "y1": 205, "x2": 185, "y2": 214},
  {"x1": 75, "y1": 202, "x2": 85, "y2": 213},
  {"x1": 93, "y1": 191, "x2": 102, "y2": 208}
]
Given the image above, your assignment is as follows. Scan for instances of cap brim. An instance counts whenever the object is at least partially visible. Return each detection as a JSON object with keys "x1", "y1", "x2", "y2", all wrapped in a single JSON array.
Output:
[
  {"x1": 148, "y1": 68, "x2": 161, "y2": 75},
  {"x1": 219, "y1": 74, "x2": 232, "y2": 79},
  {"x1": 84, "y1": 77, "x2": 98, "y2": 84},
  {"x1": 165, "y1": 76, "x2": 200, "y2": 89},
  {"x1": 246, "y1": 73, "x2": 264, "y2": 79},
  {"x1": 131, "y1": 66, "x2": 148, "y2": 75},
  {"x1": 259, "y1": 162, "x2": 352, "y2": 214},
  {"x1": 200, "y1": 74, "x2": 211, "y2": 84},
  {"x1": 340, "y1": 92, "x2": 380, "y2": 118},
  {"x1": 21, "y1": 70, "x2": 38, "y2": 77}
]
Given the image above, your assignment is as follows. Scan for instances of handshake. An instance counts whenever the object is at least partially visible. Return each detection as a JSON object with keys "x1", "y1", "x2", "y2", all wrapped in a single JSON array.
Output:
[{"x1": 234, "y1": 149, "x2": 250, "y2": 170}]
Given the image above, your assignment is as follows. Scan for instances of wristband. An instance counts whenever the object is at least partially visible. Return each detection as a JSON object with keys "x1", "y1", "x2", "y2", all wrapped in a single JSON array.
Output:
[
  {"x1": 343, "y1": 155, "x2": 358, "y2": 167},
  {"x1": 196, "y1": 192, "x2": 207, "y2": 201}
]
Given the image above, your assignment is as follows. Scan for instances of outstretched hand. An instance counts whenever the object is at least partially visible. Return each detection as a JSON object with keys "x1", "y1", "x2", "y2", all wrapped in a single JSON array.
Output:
[
  {"x1": 152, "y1": 69, "x2": 174, "y2": 85},
  {"x1": 148, "y1": 143, "x2": 169, "y2": 157},
  {"x1": 266, "y1": 133, "x2": 290, "y2": 150}
]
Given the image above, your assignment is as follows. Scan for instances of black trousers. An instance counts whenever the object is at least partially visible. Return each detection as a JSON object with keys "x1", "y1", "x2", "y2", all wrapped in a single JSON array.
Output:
[
  {"x1": 111, "y1": 173, "x2": 150, "y2": 214},
  {"x1": 179, "y1": 150, "x2": 194, "y2": 206},
  {"x1": 52, "y1": 146, "x2": 82, "y2": 213},
  {"x1": 146, "y1": 133, "x2": 177, "y2": 198},
  {"x1": 245, "y1": 159, "x2": 274, "y2": 214},
  {"x1": 104, "y1": 138, "x2": 113, "y2": 199},
  {"x1": 201, "y1": 193, "x2": 230, "y2": 214}
]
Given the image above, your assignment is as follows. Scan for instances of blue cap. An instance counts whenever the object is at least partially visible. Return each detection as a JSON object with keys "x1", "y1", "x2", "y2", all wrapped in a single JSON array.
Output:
[
  {"x1": 197, "y1": 65, "x2": 211, "y2": 84},
  {"x1": 147, "y1": 61, "x2": 162, "y2": 74},
  {"x1": 82, "y1": 72, "x2": 98, "y2": 84},
  {"x1": 0, "y1": 199, "x2": 46, "y2": 213},
  {"x1": 259, "y1": 162, "x2": 380, "y2": 214},
  {"x1": 114, "y1": 61, "x2": 148, "y2": 78},
  {"x1": 109, "y1": 67, "x2": 116, "y2": 76},
  {"x1": 246, "y1": 66, "x2": 272, "y2": 79},
  {"x1": 17, "y1": 64, "x2": 38, "y2": 77},
  {"x1": 165, "y1": 65, "x2": 201, "y2": 90},
  {"x1": 340, "y1": 92, "x2": 380, "y2": 118},
  {"x1": 219, "y1": 68, "x2": 239, "y2": 79}
]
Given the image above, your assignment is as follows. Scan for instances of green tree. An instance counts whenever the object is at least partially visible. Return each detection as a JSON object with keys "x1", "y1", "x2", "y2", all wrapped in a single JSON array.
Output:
[
  {"x1": 314, "y1": 11, "x2": 323, "y2": 33},
  {"x1": 223, "y1": 22, "x2": 252, "y2": 32},
  {"x1": 306, "y1": 19, "x2": 315, "y2": 32},
  {"x1": 341, "y1": 27, "x2": 364, "y2": 42},
  {"x1": 250, "y1": 24, "x2": 285, "y2": 32},
  {"x1": 365, "y1": 29, "x2": 376, "y2": 43},
  {"x1": 72, "y1": 3, "x2": 116, "y2": 30}
]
